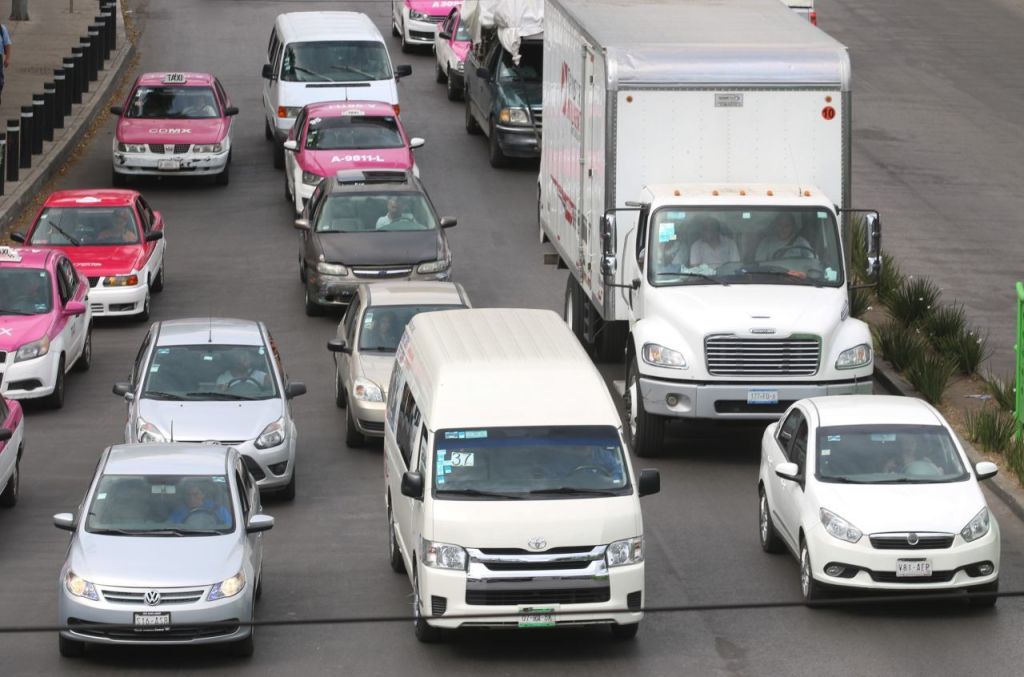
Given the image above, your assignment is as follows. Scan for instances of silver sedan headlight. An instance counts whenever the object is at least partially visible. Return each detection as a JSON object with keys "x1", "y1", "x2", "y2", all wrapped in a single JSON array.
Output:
[
  {"x1": 65, "y1": 571, "x2": 99, "y2": 601},
  {"x1": 416, "y1": 258, "x2": 450, "y2": 274},
  {"x1": 254, "y1": 418, "x2": 285, "y2": 449},
  {"x1": 207, "y1": 572, "x2": 245, "y2": 601},
  {"x1": 137, "y1": 418, "x2": 167, "y2": 444},
  {"x1": 960, "y1": 507, "x2": 990, "y2": 542}
]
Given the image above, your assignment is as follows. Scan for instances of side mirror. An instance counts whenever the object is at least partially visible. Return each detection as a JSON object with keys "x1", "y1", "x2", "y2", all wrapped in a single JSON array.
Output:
[
  {"x1": 285, "y1": 381, "x2": 307, "y2": 399},
  {"x1": 601, "y1": 255, "x2": 617, "y2": 280},
  {"x1": 775, "y1": 462, "x2": 801, "y2": 482},
  {"x1": 638, "y1": 468, "x2": 660, "y2": 497},
  {"x1": 9, "y1": 232, "x2": 25, "y2": 243},
  {"x1": 409, "y1": 137, "x2": 425, "y2": 150},
  {"x1": 395, "y1": 64, "x2": 413, "y2": 79},
  {"x1": 476, "y1": 67, "x2": 490, "y2": 79},
  {"x1": 112, "y1": 382, "x2": 134, "y2": 401},
  {"x1": 144, "y1": 231, "x2": 164, "y2": 242},
  {"x1": 63, "y1": 300, "x2": 86, "y2": 316},
  {"x1": 283, "y1": 139, "x2": 298, "y2": 152},
  {"x1": 0, "y1": 429, "x2": 11, "y2": 442},
  {"x1": 327, "y1": 338, "x2": 351, "y2": 354},
  {"x1": 600, "y1": 214, "x2": 617, "y2": 256},
  {"x1": 439, "y1": 217, "x2": 457, "y2": 229},
  {"x1": 109, "y1": 105, "x2": 123, "y2": 116},
  {"x1": 863, "y1": 211, "x2": 882, "y2": 281},
  {"x1": 293, "y1": 218, "x2": 310, "y2": 231},
  {"x1": 261, "y1": 63, "x2": 274, "y2": 80},
  {"x1": 53, "y1": 512, "x2": 77, "y2": 531},
  {"x1": 246, "y1": 514, "x2": 275, "y2": 533},
  {"x1": 224, "y1": 106, "x2": 239, "y2": 116},
  {"x1": 438, "y1": 31, "x2": 452, "y2": 40},
  {"x1": 976, "y1": 461, "x2": 999, "y2": 481},
  {"x1": 401, "y1": 471, "x2": 424, "y2": 500}
]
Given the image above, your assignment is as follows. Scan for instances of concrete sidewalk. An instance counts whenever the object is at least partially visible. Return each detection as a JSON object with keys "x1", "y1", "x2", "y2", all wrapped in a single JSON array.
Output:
[{"x1": 0, "y1": 0, "x2": 135, "y2": 232}]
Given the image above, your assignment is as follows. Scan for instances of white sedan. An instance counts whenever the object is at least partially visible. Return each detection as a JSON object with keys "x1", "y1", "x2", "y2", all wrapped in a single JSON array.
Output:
[{"x1": 758, "y1": 395, "x2": 1001, "y2": 605}]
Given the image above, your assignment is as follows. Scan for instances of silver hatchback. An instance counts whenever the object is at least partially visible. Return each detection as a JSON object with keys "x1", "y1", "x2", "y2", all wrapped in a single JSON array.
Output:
[{"x1": 55, "y1": 443, "x2": 274, "y2": 657}]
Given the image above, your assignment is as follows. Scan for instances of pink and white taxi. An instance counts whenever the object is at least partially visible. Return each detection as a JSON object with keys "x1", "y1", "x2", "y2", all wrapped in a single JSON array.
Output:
[
  {"x1": 12, "y1": 189, "x2": 167, "y2": 320},
  {"x1": 282, "y1": 100, "x2": 424, "y2": 215},
  {"x1": 434, "y1": 6, "x2": 472, "y2": 100},
  {"x1": 392, "y1": 0, "x2": 463, "y2": 52},
  {"x1": 110, "y1": 72, "x2": 239, "y2": 186},
  {"x1": 0, "y1": 246, "x2": 92, "y2": 409},
  {"x1": 0, "y1": 394, "x2": 25, "y2": 507}
]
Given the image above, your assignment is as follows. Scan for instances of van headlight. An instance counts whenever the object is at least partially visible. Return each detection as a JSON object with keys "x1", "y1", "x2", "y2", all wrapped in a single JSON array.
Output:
[
  {"x1": 606, "y1": 537, "x2": 644, "y2": 567},
  {"x1": 417, "y1": 258, "x2": 450, "y2": 274},
  {"x1": 207, "y1": 572, "x2": 245, "y2": 601},
  {"x1": 421, "y1": 538, "x2": 467, "y2": 570},
  {"x1": 642, "y1": 343, "x2": 686, "y2": 369},
  {"x1": 353, "y1": 378, "x2": 384, "y2": 403},
  {"x1": 15, "y1": 335, "x2": 50, "y2": 362},
  {"x1": 255, "y1": 418, "x2": 286, "y2": 449},
  {"x1": 820, "y1": 508, "x2": 862, "y2": 543},
  {"x1": 302, "y1": 171, "x2": 322, "y2": 186},
  {"x1": 960, "y1": 508, "x2": 990, "y2": 542},
  {"x1": 836, "y1": 343, "x2": 871, "y2": 369},
  {"x1": 137, "y1": 419, "x2": 167, "y2": 444},
  {"x1": 316, "y1": 262, "x2": 348, "y2": 276},
  {"x1": 498, "y1": 107, "x2": 530, "y2": 126},
  {"x1": 65, "y1": 571, "x2": 100, "y2": 600}
]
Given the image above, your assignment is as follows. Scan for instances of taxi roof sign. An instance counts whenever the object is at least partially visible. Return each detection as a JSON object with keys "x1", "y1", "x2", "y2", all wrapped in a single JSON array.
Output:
[
  {"x1": 163, "y1": 72, "x2": 187, "y2": 84},
  {"x1": 0, "y1": 245, "x2": 23, "y2": 262}
]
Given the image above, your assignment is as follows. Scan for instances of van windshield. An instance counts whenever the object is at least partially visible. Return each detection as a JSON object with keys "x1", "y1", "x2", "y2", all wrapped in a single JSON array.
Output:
[
  {"x1": 281, "y1": 41, "x2": 392, "y2": 82},
  {"x1": 432, "y1": 426, "x2": 631, "y2": 499}
]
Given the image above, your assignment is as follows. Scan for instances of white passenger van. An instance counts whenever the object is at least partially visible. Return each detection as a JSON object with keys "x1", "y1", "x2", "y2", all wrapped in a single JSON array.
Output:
[
  {"x1": 384, "y1": 308, "x2": 661, "y2": 641},
  {"x1": 261, "y1": 12, "x2": 413, "y2": 168}
]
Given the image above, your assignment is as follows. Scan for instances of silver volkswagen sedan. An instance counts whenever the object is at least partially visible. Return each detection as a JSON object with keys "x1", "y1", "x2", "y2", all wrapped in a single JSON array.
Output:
[
  {"x1": 113, "y1": 318, "x2": 306, "y2": 498},
  {"x1": 55, "y1": 443, "x2": 273, "y2": 657}
]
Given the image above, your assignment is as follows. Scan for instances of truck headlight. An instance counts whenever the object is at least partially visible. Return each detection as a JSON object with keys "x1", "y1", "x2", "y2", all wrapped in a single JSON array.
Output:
[
  {"x1": 498, "y1": 107, "x2": 530, "y2": 126},
  {"x1": 421, "y1": 538, "x2": 467, "y2": 570},
  {"x1": 103, "y1": 274, "x2": 140, "y2": 287},
  {"x1": 820, "y1": 508, "x2": 862, "y2": 543},
  {"x1": 416, "y1": 258, "x2": 450, "y2": 274},
  {"x1": 117, "y1": 142, "x2": 147, "y2": 153},
  {"x1": 316, "y1": 262, "x2": 348, "y2": 276},
  {"x1": 65, "y1": 571, "x2": 99, "y2": 601},
  {"x1": 835, "y1": 343, "x2": 871, "y2": 369},
  {"x1": 960, "y1": 508, "x2": 990, "y2": 542},
  {"x1": 193, "y1": 142, "x2": 224, "y2": 153},
  {"x1": 207, "y1": 572, "x2": 246, "y2": 601},
  {"x1": 255, "y1": 418, "x2": 286, "y2": 449},
  {"x1": 606, "y1": 536, "x2": 644, "y2": 567},
  {"x1": 302, "y1": 171, "x2": 322, "y2": 186},
  {"x1": 14, "y1": 335, "x2": 50, "y2": 362},
  {"x1": 641, "y1": 343, "x2": 686, "y2": 369},
  {"x1": 353, "y1": 378, "x2": 384, "y2": 403},
  {"x1": 137, "y1": 418, "x2": 167, "y2": 444},
  {"x1": 409, "y1": 9, "x2": 429, "y2": 21}
]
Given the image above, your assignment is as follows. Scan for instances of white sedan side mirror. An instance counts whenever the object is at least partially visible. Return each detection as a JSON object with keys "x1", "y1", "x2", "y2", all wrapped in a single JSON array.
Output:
[
  {"x1": 410, "y1": 137, "x2": 425, "y2": 150},
  {"x1": 283, "y1": 140, "x2": 298, "y2": 152},
  {"x1": 975, "y1": 461, "x2": 999, "y2": 481},
  {"x1": 775, "y1": 462, "x2": 801, "y2": 481}
]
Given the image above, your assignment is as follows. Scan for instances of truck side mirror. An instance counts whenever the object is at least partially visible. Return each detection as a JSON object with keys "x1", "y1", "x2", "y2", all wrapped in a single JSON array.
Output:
[
  {"x1": 600, "y1": 214, "x2": 616, "y2": 256},
  {"x1": 601, "y1": 255, "x2": 617, "y2": 279},
  {"x1": 638, "y1": 469, "x2": 660, "y2": 497},
  {"x1": 261, "y1": 63, "x2": 274, "y2": 80},
  {"x1": 862, "y1": 212, "x2": 882, "y2": 281}
]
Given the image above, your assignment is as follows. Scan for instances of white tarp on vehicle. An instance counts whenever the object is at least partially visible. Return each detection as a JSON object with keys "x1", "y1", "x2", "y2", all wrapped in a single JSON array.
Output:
[{"x1": 462, "y1": 0, "x2": 543, "y2": 63}]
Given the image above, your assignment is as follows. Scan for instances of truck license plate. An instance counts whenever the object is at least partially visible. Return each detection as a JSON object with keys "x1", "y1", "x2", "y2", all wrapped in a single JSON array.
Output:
[
  {"x1": 518, "y1": 606, "x2": 555, "y2": 628},
  {"x1": 747, "y1": 389, "x2": 779, "y2": 405},
  {"x1": 896, "y1": 559, "x2": 932, "y2": 578},
  {"x1": 157, "y1": 159, "x2": 180, "y2": 171},
  {"x1": 133, "y1": 612, "x2": 171, "y2": 629}
]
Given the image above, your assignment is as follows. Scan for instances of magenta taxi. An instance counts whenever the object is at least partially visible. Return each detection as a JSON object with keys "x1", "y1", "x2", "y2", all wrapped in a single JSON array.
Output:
[
  {"x1": 0, "y1": 246, "x2": 92, "y2": 408},
  {"x1": 0, "y1": 393, "x2": 25, "y2": 507},
  {"x1": 282, "y1": 100, "x2": 424, "y2": 215},
  {"x1": 434, "y1": 6, "x2": 472, "y2": 100},
  {"x1": 110, "y1": 72, "x2": 239, "y2": 186},
  {"x1": 11, "y1": 189, "x2": 167, "y2": 320},
  {"x1": 393, "y1": 0, "x2": 463, "y2": 52}
]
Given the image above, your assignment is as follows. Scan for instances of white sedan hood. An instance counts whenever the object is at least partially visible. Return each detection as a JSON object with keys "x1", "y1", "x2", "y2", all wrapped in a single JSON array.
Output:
[{"x1": 813, "y1": 480, "x2": 987, "y2": 535}]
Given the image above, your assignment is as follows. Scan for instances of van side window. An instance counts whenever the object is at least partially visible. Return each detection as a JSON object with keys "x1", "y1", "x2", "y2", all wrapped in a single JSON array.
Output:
[
  {"x1": 396, "y1": 385, "x2": 421, "y2": 468},
  {"x1": 386, "y1": 366, "x2": 403, "y2": 432}
]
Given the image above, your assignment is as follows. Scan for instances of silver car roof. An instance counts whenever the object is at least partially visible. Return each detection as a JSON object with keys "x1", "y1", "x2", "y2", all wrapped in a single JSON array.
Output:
[
  {"x1": 363, "y1": 281, "x2": 467, "y2": 308},
  {"x1": 104, "y1": 443, "x2": 234, "y2": 476},
  {"x1": 154, "y1": 318, "x2": 264, "y2": 347}
]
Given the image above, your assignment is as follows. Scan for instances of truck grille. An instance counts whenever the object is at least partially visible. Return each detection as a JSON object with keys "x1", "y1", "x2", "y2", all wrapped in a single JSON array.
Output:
[
  {"x1": 869, "y1": 533, "x2": 955, "y2": 550},
  {"x1": 466, "y1": 587, "x2": 610, "y2": 606},
  {"x1": 704, "y1": 335, "x2": 820, "y2": 376}
]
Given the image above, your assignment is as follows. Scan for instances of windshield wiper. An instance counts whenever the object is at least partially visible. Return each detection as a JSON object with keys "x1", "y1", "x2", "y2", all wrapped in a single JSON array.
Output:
[
  {"x1": 88, "y1": 528, "x2": 141, "y2": 536},
  {"x1": 48, "y1": 223, "x2": 81, "y2": 246},
  {"x1": 436, "y1": 488, "x2": 523, "y2": 500},
  {"x1": 185, "y1": 391, "x2": 258, "y2": 401},
  {"x1": 529, "y1": 487, "x2": 620, "y2": 496},
  {"x1": 329, "y1": 64, "x2": 375, "y2": 80},
  {"x1": 825, "y1": 476, "x2": 873, "y2": 484},
  {"x1": 360, "y1": 346, "x2": 397, "y2": 352},
  {"x1": 653, "y1": 271, "x2": 727, "y2": 286},
  {"x1": 141, "y1": 390, "x2": 186, "y2": 401},
  {"x1": 743, "y1": 269, "x2": 822, "y2": 286}
]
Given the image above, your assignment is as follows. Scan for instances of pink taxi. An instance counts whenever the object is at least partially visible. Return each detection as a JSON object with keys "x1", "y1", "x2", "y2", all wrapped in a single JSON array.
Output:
[
  {"x1": 110, "y1": 72, "x2": 239, "y2": 186},
  {"x1": 282, "y1": 100, "x2": 424, "y2": 215},
  {"x1": 0, "y1": 246, "x2": 92, "y2": 409},
  {"x1": 434, "y1": 6, "x2": 472, "y2": 100},
  {"x1": 0, "y1": 394, "x2": 25, "y2": 507},
  {"x1": 392, "y1": 0, "x2": 463, "y2": 52},
  {"x1": 11, "y1": 189, "x2": 167, "y2": 320}
]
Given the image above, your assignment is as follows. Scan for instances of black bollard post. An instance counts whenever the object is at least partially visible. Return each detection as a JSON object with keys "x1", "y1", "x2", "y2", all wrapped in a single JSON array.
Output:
[
  {"x1": 96, "y1": 15, "x2": 113, "y2": 60},
  {"x1": 79, "y1": 37, "x2": 97, "y2": 83},
  {"x1": 0, "y1": 139, "x2": 6, "y2": 195},
  {"x1": 88, "y1": 28, "x2": 103, "y2": 72},
  {"x1": 102, "y1": 2, "x2": 118, "y2": 52},
  {"x1": 43, "y1": 83, "x2": 57, "y2": 140},
  {"x1": 19, "y1": 106, "x2": 33, "y2": 169},
  {"x1": 31, "y1": 95, "x2": 45, "y2": 153},
  {"x1": 55, "y1": 68, "x2": 70, "y2": 119},
  {"x1": 5, "y1": 120, "x2": 18, "y2": 182},
  {"x1": 71, "y1": 47, "x2": 88, "y2": 96},
  {"x1": 67, "y1": 54, "x2": 83, "y2": 103}
]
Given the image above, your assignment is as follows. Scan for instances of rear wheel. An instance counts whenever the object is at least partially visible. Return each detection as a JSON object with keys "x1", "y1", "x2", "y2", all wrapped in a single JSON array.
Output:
[
  {"x1": 0, "y1": 455, "x2": 20, "y2": 508},
  {"x1": 488, "y1": 119, "x2": 509, "y2": 168},
  {"x1": 465, "y1": 96, "x2": 481, "y2": 135},
  {"x1": 298, "y1": 257, "x2": 307, "y2": 283},
  {"x1": 58, "y1": 634, "x2": 85, "y2": 658},
  {"x1": 435, "y1": 62, "x2": 446, "y2": 83},
  {"x1": 44, "y1": 357, "x2": 66, "y2": 410},
  {"x1": 346, "y1": 406, "x2": 365, "y2": 448},
  {"x1": 758, "y1": 487, "x2": 785, "y2": 553},
  {"x1": 73, "y1": 325, "x2": 92, "y2": 372},
  {"x1": 303, "y1": 284, "x2": 322, "y2": 316},
  {"x1": 610, "y1": 623, "x2": 639, "y2": 640},
  {"x1": 625, "y1": 353, "x2": 663, "y2": 457},
  {"x1": 563, "y1": 276, "x2": 586, "y2": 344}
]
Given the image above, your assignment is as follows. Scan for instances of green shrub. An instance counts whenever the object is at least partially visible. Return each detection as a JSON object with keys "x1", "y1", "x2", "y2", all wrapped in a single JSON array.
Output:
[
  {"x1": 904, "y1": 352, "x2": 956, "y2": 404},
  {"x1": 849, "y1": 287, "x2": 871, "y2": 319},
  {"x1": 887, "y1": 276, "x2": 941, "y2": 328},
  {"x1": 939, "y1": 327, "x2": 989, "y2": 376},
  {"x1": 873, "y1": 321, "x2": 927, "y2": 372},
  {"x1": 923, "y1": 302, "x2": 966, "y2": 350},
  {"x1": 877, "y1": 252, "x2": 905, "y2": 305},
  {"x1": 964, "y1": 407, "x2": 1017, "y2": 454},
  {"x1": 983, "y1": 373, "x2": 1016, "y2": 412}
]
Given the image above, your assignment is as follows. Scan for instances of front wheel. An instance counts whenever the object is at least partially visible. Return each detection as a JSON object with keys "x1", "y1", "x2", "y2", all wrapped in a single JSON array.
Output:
[
  {"x1": 272, "y1": 142, "x2": 284, "y2": 169},
  {"x1": 0, "y1": 456, "x2": 20, "y2": 507},
  {"x1": 303, "y1": 284, "x2": 322, "y2": 316},
  {"x1": 435, "y1": 62, "x2": 446, "y2": 83},
  {"x1": 151, "y1": 262, "x2": 165, "y2": 292},
  {"x1": 345, "y1": 406, "x2": 365, "y2": 448},
  {"x1": 758, "y1": 487, "x2": 785, "y2": 553},
  {"x1": 58, "y1": 634, "x2": 85, "y2": 658},
  {"x1": 800, "y1": 540, "x2": 826, "y2": 604},
  {"x1": 73, "y1": 326, "x2": 92, "y2": 372},
  {"x1": 465, "y1": 96, "x2": 481, "y2": 135},
  {"x1": 388, "y1": 505, "x2": 406, "y2": 573},
  {"x1": 968, "y1": 580, "x2": 999, "y2": 608},
  {"x1": 44, "y1": 357, "x2": 66, "y2": 410},
  {"x1": 277, "y1": 471, "x2": 296, "y2": 501},
  {"x1": 215, "y1": 164, "x2": 230, "y2": 186},
  {"x1": 625, "y1": 354, "x2": 664, "y2": 457},
  {"x1": 446, "y1": 69, "x2": 461, "y2": 101},
  {"x1": 227, "y1": 632, "x2": 255, "y2": 658},
  {"x1": 137, "y1": 289, "x2": 151, "y2": 322},
  {"x1": 488, "y1": 119, "x2": 509, "y2": 168},
  {"x1": 335, "y1": 370, "x2": 347, "y2": 409},
  {"x1": 413, "y1": 566, "x2": 443, "y2": 643}
]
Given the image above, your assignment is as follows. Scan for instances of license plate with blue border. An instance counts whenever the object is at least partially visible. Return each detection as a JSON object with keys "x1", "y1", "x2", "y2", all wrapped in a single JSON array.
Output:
[{"x1": 747, "y1": 389, "x2": 779, "y2": 405}]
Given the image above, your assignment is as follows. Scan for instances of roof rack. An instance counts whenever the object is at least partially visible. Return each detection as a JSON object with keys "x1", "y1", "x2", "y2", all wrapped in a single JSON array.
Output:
[{"x1": 334, "y1": 169, "x2": 411, "y2": 185}]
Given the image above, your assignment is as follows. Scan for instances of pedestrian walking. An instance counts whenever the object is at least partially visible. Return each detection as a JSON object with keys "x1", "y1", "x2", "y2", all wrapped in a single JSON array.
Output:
[{"x1": 0, "y1": 23, "x2": 11, "y2": 105}]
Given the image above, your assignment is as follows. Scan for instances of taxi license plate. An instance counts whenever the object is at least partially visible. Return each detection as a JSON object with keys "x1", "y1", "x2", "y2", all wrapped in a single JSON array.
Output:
[
  {"x1": 518, "y1": 606, "x2": 555, "y2": 628},
  {"x1": 157, "y1": 159, "x2": 180, "y2": 171},
  {"x1": 896, "y1": 559, "x2": 932, "y2": 578},
  {"x1": 747, "y1": 389, "x2": 779, "y2": 405},
  {"x1": 133, "y1": 612, "x2": 171, "y2": 629}
]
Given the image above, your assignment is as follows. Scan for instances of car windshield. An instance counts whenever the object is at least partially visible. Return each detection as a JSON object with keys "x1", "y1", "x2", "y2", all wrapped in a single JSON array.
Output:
[
  {"x1": 358, "y1": 304, "x2": 463, "y2": 352},
  {"x1": 432, "y1": 426, "x2": 631, "y2": 499},
  {"x1": 141, "y1": 344, "x2": 278, "y2": 401},
  {"x1": 126, "y1": 86, "x2": 220, "y2": 119},
  {"x1": 815, "y1": 424, "x2": 970, "y2": 484},
  {"x1": 85, "y1": 474, "x2": 235, "y2": 535},
  {"x1": 306, "y1": 115, "x2": 404, "y2": 151},
  {"x1": 0, "y1": 268, "x2": 53, "y2": 315},
  {"x1": 281, "y1": 41, "x2": 392, "y2": 82},
  {"x1": 497, "y1": 41, "x2": 542, "y2": 83},
  {"x1": 316, "y1": 192, "x2": 438, "y2": 233},
  {"x1": 29, "y1": 207, "x2": 140, "y2": 246},
  {"x1": 648, "y1": 207, "x2": 844, "y2": 288}
]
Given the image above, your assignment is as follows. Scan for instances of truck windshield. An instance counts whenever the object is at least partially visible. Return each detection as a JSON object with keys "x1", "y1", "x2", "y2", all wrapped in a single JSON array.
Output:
[
  {"x1": 647, "y1": 207, "x2": 844, "y2": 287},
  {"x1": 815, "y1": 425, "x2": 969, "y2": 484},
  {"x1": 432, "y1": 426, "x2": 631, "y2": 499}
]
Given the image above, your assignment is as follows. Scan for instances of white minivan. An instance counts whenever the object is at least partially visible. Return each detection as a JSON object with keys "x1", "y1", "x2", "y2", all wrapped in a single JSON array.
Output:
[
  {"x1": 384, "y1": 308, "x2": 660, "y2": 642},
  {"x1": 262, "y1": 12, "x2": 413, "y2": 169}
]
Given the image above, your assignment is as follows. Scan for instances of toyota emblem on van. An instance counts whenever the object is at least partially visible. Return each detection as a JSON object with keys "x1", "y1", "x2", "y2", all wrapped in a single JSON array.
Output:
[{"x1": 527, "y1": 537, "x2": 547, "y2": 551}]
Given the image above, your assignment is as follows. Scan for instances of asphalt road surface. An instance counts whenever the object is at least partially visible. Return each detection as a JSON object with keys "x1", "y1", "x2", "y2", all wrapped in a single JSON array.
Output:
[{"x1": 2, "y1": 1, "x2": 1024, "y2": 674}]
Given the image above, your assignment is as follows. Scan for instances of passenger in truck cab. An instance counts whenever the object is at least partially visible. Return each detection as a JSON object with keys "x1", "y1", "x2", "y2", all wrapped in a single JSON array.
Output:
[
  {"x1": 755, "y1": 213, "x2": 812, "y2": 261},
  {"x1": 689, "y1": 217, "x2": 739, "y2": 268}
]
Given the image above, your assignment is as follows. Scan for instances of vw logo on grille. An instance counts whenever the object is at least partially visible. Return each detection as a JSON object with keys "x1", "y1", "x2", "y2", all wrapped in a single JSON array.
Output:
[
  {"x1": 907, "y1": 533, "x2": 920, "y2": 546},
  {"x1": 143, "y1": 590, "x2": 162, "y2": 606},
  {"x1": 527, "y1": 537, "x2": 547, "y2": 551}
]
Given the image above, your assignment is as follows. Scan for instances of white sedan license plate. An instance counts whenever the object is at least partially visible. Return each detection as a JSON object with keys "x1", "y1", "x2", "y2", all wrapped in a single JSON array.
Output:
[
  {"x1": 747, "y1": 389, "x2": 779, "y2": 405},
  {"x1": 157, "y1": 159, "x2": 180, "y2": 171},
  {"x1": 518, "y1": 606, "x2": 555, "y2": 628},
  {"x1": 134, "y1": 612, "x2": 171, "y2": 629},
  {"x1": 896, "y1": 559, "x2": 932, "y2": 578}
]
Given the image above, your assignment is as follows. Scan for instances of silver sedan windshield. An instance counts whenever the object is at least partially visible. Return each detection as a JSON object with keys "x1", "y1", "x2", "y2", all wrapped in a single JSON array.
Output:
[
  {"x1": 142, "y1": 344, "x2": 278, "y2": 401},
  {"x1": 86, "y1": 474, "x2": 235, "y2": 535}
]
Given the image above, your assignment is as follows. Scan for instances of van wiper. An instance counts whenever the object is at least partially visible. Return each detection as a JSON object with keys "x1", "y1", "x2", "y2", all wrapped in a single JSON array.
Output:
[
  {"x1": 436, "y1": 488, "x2": 522, "y2": 500},
  {"x1": 529, "y1": 487, "x2": 620, "y2": 496},
  {"x1": 293, "y1": 65, "x2": 332, "y2": 81},
  {"x1": 360, "y1": 346, "x2": 397, "y2": 353}
]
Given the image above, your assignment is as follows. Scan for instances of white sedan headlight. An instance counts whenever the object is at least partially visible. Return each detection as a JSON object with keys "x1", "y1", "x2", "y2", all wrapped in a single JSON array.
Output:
[
  {"x1": 65, "y1": 571, "x2": 99, "y2": 601},
  {"x1": 255, "y1": 418, "x2": 286, "y2": 449},
  {"x1": 960, "y1": 507, "x2": 990, "y2": 542},
  {"x1": 836, "y1": 343, "x2": 872, "y2": 369},
  {"x1": 820, "y1": 508, "x2": 862, "y2": 543},
  {"x1": 417, "y1": 258, "x2": 450, "y2": 274},
  {"x1": 353, "y1": 378, "x2": 384, "y2": 403},
  {"x1": 409, "y1": 9, "x2": 429, "y2": 21},
  {"x1": 421, "y1": 538, "x2": 467, "y2": 570},
  {"x1": 193, "y1": 142, "x2": 224, "y2": 153},
  {"x1": 207, "y1": 572, "x2": 246, "y2": 601},
  {"x1": 606, "y1": 537, "x2": 644, "y2": 567},
  {"x1": 14, "y1": 335, "x2": 50, "y2": 362},
  {"x1": 137, "y1": 419, "x2": 167, "y2": 444},
  {"x1": 642, "y1": 343, "x2": 686, "y2": 369}
]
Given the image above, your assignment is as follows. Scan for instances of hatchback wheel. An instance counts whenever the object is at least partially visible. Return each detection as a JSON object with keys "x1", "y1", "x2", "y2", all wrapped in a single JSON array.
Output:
[
  {"x1": 73, "y1": 326, "x2": 92, "y2": 372},
  {"x1": 277, "y1": 471, "x2": 296, "y2": 501},
  {"x1": 346, "y1": 407, "x2": 365, "y2": 448},
  {"x1": 759, "y1": 487, "x2": 785, "y2": 553},
  {"x1": 335, "y1": 370, "x2": 347, "y2": 409},
  {"x1": 227, "y1": 631, "x2": 255, "y2": 658},
  {"x1": 44, "y1": 357, "x2": 65, "y2": 410}
]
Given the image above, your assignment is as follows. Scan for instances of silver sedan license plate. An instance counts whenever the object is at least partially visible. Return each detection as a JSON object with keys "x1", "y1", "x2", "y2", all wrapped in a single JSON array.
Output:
[
  {"x1": 134, "y1": 611, "x2": 171, "y2": 629},
  {"x1": 896, "y1": 559, "x2": 932, "y2": 577},
  {"x1": 518, "y1": 606, "x2": 555, "y2": 628}
]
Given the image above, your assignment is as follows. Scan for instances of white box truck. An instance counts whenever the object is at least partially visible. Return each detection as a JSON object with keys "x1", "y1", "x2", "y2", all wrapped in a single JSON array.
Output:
[{"x1": 539, "y1": 0, "x2": 881, "y2": 456}]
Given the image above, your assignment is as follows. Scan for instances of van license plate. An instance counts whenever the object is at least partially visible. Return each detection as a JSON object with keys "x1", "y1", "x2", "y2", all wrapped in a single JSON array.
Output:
[
  {"x1": 896, "y1": 559, "x2": 932, "y2": 577},
  {"x1": 157, "y1": 159, "x2": 180, "y2": 171},
  {"x1": 134, "y1": 612, "x2": 171, "y2": 629},
  {"x1": 747, "y1": 389, "x2": 779, "y2": 405},
  {"x1": 518, "y1": 606, "x2": 555, "y2": 628}
]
